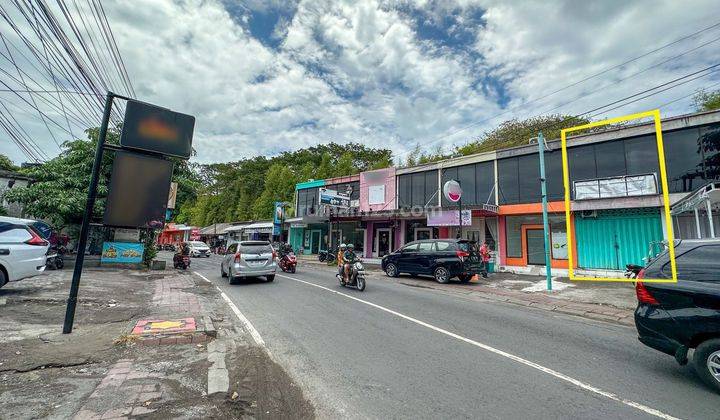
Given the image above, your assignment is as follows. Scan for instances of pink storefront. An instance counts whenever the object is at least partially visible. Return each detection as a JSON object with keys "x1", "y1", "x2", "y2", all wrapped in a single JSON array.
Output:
[{"x1": 358, "y1": 167, "x2": 402, "y2": 258}]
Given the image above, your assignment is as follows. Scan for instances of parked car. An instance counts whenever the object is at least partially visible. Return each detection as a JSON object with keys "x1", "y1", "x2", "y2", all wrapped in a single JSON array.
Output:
[
  {"x1": 187, "y1": 241, "x2": 211, "y2": 257},
  {"x1": 0, "y1": 216, "x2": 50, "y2": 288},
  {"x1": 220, "y1": 241, "x2": 276, "y2": 284},
  {"x1": 634, "y1": 239, "x2": 720, "y2": 393},
  {"x1": 381, "y1": 239, "x2": 482, "y2": 283}
]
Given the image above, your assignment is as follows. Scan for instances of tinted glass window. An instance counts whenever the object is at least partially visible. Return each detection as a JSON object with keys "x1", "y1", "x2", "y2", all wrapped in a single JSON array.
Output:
[
  {"x1": 0, "y1": 226, "x2": 31, "y2": 242},
  {"x1": 664, "y1": 128, "x2": 703, "y2": 193},
  {"x1": 544, "y1": 150, "x2": 565, "y2": 201},
  {"x1": 240, "y1": 244, "x2": 273, "y2": 254},
  {"x1": 418, "y1": 242, "x2": 434, "y2": 251},
  {"x1": 227, "y1": 243, "x2": 237, "y2": 253},
  {"x1": 624, "y1": 136, "x2": 660, "y2": 181},
  {"x1": 595, "y1": 141, "x2": 626, "y2": 178},
  {"x1": 665, "y1": 245, "x2": 720, "y2": 281},
  {"x1": 441, "y1": 167, "x2": 458, "y2": 206},
  {"x1": 456, "y1": 165, "x2": 476, "y2": 205},
  {"x1": 498, "y1": 158, "x2": 519, "y2": 204},
  {"x1": 435, "y1": 241, "x2": 456, "y2": 251},
  {"x1": 402, "y1": 243, "x2": 419, "y2": 252},
  {"x1": 425, "y1": 170, "x2": 438, "y2": 207},
  {"x1": 411, "y1": 173, "x2": 424, "y2": 206},
  {"x1": 700, "y1": 124, "x2": 720, "y2": 183},
  {"x1": 457, "y1": 242, "x2": 478, "y2": 253},
  {"x1": 568, "y1": 144, "x2": 596, "y2": 183},
  {"x1": 517, "y1": 154, "x2": 540, "y2": 203},
  {"x1": 476, "y1": 161, "x2": 495, "y2": 205},
  {"x1": 398, "y1": 175, "x2": 411, "y2": 208}
]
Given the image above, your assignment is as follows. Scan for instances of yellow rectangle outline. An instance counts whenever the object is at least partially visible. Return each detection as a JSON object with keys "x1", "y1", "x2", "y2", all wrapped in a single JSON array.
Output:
[{"x1": 560, "y1": 109, "x2": 677, "y2": 283}]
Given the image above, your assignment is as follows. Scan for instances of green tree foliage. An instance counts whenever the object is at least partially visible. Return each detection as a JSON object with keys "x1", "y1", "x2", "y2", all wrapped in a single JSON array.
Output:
[
  {"x1": 185, "y1": 142, "x2": 392, "y2": 225},
  {"x1": 693, "y1": 88, "x2": 720, "y2": 112},
  {"x1": 455, "y1": 114, "x2": 591, "y2": 156},
  {"x1": 0, "y1": 154, "x2": 18, "y2": 171},
  {"x1": 404, "y1": 143, "x2": 449, "y2": 167}
]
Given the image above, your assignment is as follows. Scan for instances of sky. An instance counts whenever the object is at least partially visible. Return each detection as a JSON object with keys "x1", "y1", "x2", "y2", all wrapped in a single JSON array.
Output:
[{"x1": 2, "y1": 0, "x2": 720, "y2": 165}]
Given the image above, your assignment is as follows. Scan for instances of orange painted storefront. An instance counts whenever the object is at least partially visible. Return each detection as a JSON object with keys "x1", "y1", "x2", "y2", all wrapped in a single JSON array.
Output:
[{"x1": 498, "y1": 202, "x2": 578, "y2": 269}]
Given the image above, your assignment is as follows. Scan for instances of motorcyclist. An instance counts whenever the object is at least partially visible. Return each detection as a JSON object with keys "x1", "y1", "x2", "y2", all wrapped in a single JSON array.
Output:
[
  {"x1": 337, "y1": 243, "x2": 347, "y2": 281},
  {"x1": 343, "y1": 243, "x2": 357, "y2": 283}
]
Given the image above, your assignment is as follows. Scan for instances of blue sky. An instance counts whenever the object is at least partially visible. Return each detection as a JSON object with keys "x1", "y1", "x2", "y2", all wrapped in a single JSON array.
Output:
[{"x1": 2, "y1": 0, "x2": 720, "y2": 165}]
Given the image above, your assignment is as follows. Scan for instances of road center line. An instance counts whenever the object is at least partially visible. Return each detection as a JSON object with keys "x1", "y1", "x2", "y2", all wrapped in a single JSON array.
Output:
[
  {"x1": 275, "y1": 273, "x2": 679, "y2": 420},
  {"x1": 194, "y1": 271, "x2": 265, "y2": 347}
]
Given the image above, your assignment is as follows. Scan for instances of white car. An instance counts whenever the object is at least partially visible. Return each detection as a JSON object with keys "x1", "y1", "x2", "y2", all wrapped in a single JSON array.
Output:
[
  {"x1": 0, "y1": 216, "x2": 49, "y2": 287},
  {"x1": 187, "y1": 241, "x2": 211, "y2": 257}
]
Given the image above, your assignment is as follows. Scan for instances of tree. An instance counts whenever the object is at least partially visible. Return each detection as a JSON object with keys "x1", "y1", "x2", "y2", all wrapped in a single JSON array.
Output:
[
  {"x1": 693, "y1": 88, "x2": 720, "y2": 112},
  {"x1": 0, "y1": 154, "x2": 18, "y2": 171},
  {"x1": 334, "y1": 152, "x2": 355, "y2": 177},
  {"x1": 455, "y1": 114, "x2": 591, "y2": 156},
  {"x1": 404, "y1": 143, "x2": 448, "y2": 167},
  {"x1": 251, "y1": 163, "x2": 298, "y2": 219}
]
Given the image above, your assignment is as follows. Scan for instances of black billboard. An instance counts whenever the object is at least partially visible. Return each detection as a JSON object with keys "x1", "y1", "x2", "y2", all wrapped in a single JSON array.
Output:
[
  {"x1": 120, "y1": 100, "x2": 195, "y2": 158},
  {"x1": 103, "y1": 151, "x2": 173, "y2": 229}
]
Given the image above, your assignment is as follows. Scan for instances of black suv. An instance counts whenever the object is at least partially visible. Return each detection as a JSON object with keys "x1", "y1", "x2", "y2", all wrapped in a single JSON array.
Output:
[
  {"x1": 634, "y1": 239, "x2": 720, "y2": 392},
  {"x1": 381, "y1": 239, "x2": 482, "y2": 283}
]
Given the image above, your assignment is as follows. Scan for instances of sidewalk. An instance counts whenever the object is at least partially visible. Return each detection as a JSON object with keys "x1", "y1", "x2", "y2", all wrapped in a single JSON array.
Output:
[
  {"x1": 0, "y1": 265, "x2": 312, "y2": 419},
  {"x1": 301, "y1": 259, "x2": 637, "y2": 326}
]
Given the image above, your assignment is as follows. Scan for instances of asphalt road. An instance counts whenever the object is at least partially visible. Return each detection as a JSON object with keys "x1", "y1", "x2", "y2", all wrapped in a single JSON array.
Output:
[{"x1": 189, "y1": 254, "x2": 720, "y2": 419}]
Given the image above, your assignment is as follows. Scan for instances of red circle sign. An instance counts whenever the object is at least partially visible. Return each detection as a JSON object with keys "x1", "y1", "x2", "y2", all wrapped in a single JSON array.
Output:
[{"x1": 443, "y1": 180, "x2": 462, "y2": 203}]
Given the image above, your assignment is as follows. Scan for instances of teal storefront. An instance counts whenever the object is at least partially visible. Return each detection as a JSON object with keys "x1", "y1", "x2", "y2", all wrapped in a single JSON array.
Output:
[
  {"x1": 293, "y1": 179, "x2": 328, "y2": 255},
  {"x1": 575, "y1": 208, "x2": 664, "y2": 270}
]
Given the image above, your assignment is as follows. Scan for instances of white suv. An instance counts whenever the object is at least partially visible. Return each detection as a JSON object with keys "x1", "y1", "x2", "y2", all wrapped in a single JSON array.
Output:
[
  {"x1": 0, "y1": 216, "x2": 49, "y2": 287},
  {"x1": 187, "y1": 241, "x2": 211, "y2": 257}
]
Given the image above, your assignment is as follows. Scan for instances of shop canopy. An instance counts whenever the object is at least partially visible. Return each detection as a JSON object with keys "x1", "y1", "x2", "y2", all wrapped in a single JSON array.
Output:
[
  {"x1": 671, "y1": 182, "x2": 719, "y2": 239},
  {"x1": 225, "y1": 221, "x2": 273, "y2": 234}
]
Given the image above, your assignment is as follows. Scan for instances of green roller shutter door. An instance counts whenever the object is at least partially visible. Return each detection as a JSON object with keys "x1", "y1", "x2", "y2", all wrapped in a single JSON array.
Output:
[{"x1": 575, "y1": 209, "x2": 664, "y2": 270}]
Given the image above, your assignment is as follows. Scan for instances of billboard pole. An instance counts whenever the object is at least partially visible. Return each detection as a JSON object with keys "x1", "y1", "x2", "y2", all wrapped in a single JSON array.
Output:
[{"x1": 63, "y1": 92, "x2": 115, "y2": 334}]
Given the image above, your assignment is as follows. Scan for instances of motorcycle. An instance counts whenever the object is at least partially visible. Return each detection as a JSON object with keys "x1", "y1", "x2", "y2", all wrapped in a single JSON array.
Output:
[
  {"x1": 45, "y1": 245, "x2": 65, "y2": 270},
  {"x1": 278, "y1": 251, "x2": 297, "y2": 273},
  {"x1": 173, "y1": 253, "x2": 191, "y2": 270},
  {"x1": 624, "y1": 263, "x2": 644, "y2": 279},
  {"x1": 336, "y1": 259, "x2": 366, "y2": 291}
]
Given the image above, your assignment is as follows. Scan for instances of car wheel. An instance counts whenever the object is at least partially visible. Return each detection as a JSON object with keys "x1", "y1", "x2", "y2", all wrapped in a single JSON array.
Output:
[
  {"x1": 221, "y1": 264, "x2": 227, "y2": 278},
  {"x1": 0, "y1": 269, "x2": 6, "y2": 288},
  {"x1": 434, "y1": 266, "x2": 450, "y2": 284},
  {"x1": 385, "y1": 263, "x2": 399, "y2": 277},
  {"x1": 228, "y1": 267, "x2": 236, "y2": 285},
  {"x1": 266, "y1": 275, "x2": 275, "y2": 282},
  {"x1": 693, "y1": 338, "x2": 720, "y2": 393}
]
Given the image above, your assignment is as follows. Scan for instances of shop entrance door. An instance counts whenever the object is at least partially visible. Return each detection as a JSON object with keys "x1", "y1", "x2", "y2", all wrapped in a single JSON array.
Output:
[
  {"x1": 310, "y1": 230, "x2": 321, "y2": 254},
  {"x1": 376, "y1": 228, "x2": 392, "y2": 257},
  {"x1": 525, "y1": 227, "x2": 546, "y2": 265},
  {"x1": 414, "y1": 228, "x2": 431, "y2": 241}
]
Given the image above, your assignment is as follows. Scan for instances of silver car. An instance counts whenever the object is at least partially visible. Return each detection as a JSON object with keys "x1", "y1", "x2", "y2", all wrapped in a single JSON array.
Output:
[
  {"x1": 220, "y1": 241, "x2": 276, "y2": 284},
  {"x1": 0, "y1": 216, "x2": 49, "y2": 288}
]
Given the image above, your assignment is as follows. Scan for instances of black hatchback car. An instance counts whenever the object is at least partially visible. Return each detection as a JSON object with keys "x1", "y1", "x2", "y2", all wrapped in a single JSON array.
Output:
[
  {"x1": 634, "y1": 239, "x2": 720, "y2": 392},
  {"x1": 381, "y1": 239, "x2": 482, "y2": 283}
]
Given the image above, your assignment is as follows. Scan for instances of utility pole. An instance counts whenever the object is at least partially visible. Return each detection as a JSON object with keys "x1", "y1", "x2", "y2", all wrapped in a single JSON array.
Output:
[
  {"x1": 458, "y1": 180, "x2": 463, "y2": 239},
  {"x1": 538, "y1": 132, "x2": 553, "y2": 291}
]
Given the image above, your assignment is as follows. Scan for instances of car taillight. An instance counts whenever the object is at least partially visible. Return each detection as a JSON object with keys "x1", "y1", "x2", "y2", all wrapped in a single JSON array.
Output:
[
  {"x1": 272, "y1": 250, "x2": 277, "y2": 260},
  {"x1": 234, "y1": 252, "x2": 242, "y2": 263},
  {"x1": 635, "y1": 281, "x2": 659, "y2": 305},
  {"x1": 636, "y1": 268, "x2": 645, "y2": 279},
  {"x1": 25, "y1": 228, "x2": 49, "y2": 246}
]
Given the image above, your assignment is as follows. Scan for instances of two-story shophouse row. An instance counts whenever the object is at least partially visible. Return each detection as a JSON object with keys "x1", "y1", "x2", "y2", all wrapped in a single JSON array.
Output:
[{"x1": 287, "y1": 109, "x2": 720, "y2": 276}]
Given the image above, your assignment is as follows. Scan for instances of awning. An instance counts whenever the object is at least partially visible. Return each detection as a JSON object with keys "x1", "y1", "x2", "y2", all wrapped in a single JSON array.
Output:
[
  {"x1": 225, "y1": 221, "x2": 273, "y2": 234},
  {"x1": 198, "y1": 223, "x2": 232, "y2": 235},
  {"x1": 671, "y1": 182, "x2": 720, "y2": 215}
]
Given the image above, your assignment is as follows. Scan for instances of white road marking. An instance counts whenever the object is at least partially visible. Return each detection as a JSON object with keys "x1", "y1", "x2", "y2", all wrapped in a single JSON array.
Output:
[
  {"x1": 193, "y1": 271, "x2": 265, "y2": 347},
  {"x1": 276, "y1": 273, "x2": 680, "y2": 420}
]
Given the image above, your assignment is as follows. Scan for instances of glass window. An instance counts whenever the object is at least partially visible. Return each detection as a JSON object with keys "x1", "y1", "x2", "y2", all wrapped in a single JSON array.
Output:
[
  {"x1": 568, "y1": 144, "x2": 596, "y2": 184},
  {"x1": 505, "y1": 216, "x2": 523, "y2": 258},
  {"x1": 457, "y1": 165, "x2": 476, "y2": 205},
  {"x1": 435, "y1": 241, "x2": 455, "y2": 251},
  {"x1": 517, "y1": 154, "x2": 540, "y2": 203},
  {"x1": 665, "y1": 245, "x2": 720, "y2": 281},
  {"x1": 594, "y1": 141, "x2": 626, "y2": 178},
  {"x1": 664, "y1": 128, "x2": 703, "y2": 193},
  {"x1": 699, "y1": 123, "x2": 720, "y2": 183},
  {"x1": 624, "y1": 136, "x2": 660, "y2": 183},
  {"x1": 425, "y1": 170, "x2": 438, "y2": 207},
  {"x1": 240, "y1": 243, "x2": 273, "y2": 253},
  {"x1": 411, "y1": 172, "x2": 425, "y2": 206},
  {"x1": 550, "y1": 223, "x2": 568, "y2": 260},
  {"x1": 227, "y1": 243, "x2": 237, "y2": 253},
  {"x1": 402, "y1": 243, "x2": 419, "y2": 252},
  {"x1": 0, "y1": 226, "x2": 31, "y2": 242},
  {"x1": 398, "y1": 175, "x2": 411, "y2": 209},
  {"x1": 498, "y1": 158, "x2": 519, "y2": 204},
  {"x1": 418, "y1": 242, "x2": 434, "y2": 251},
  {"x1": 544, "y1": 150, "x2": 565, "y2": 202},
  {"x1": 441, "y1": 167, "x2": 458, "y2": 207},
  {"x1": 476, "y1": 161, "x2": 495, "y2": 205}
]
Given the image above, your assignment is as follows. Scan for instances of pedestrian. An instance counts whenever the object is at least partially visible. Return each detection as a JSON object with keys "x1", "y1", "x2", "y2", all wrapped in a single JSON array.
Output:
[{"x1": 479, "y1": 241, "x2": 491, "y2": 278}]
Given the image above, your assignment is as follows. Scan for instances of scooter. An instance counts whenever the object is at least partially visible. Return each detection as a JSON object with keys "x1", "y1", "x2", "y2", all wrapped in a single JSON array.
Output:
[
  {"x1": 624, "y1": 264, "x2": 644, "y2": 279},
  {"x1": 45, "y1": 245, "x2": 65, "y2": 270},
  {"x1": 336, "y1": 260, "x2": 366, "y2": 291},
  {"x1": 173, "y1": 253, "x2": 191, "y2": 270},
  {"x1": 278, "y1": 251, "x2": 297, "y2": 273}
]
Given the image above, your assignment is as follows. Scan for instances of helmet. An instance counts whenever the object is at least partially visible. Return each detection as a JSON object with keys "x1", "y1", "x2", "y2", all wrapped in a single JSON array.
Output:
[
  {"x1": 347, "y1": 243, "x2": 355, "y2": 250},
  {"x1": 340, "y1": 243, "x2": 347, "y2": 249}
]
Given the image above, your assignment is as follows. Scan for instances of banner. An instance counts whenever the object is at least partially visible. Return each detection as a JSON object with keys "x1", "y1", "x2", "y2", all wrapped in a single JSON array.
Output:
[
  {"x1": 319, "y1": 188, "x2": 350, "y2": 208},
  {"x1": 426, "y1": 210, "x2": 472, "y2": 227},
  {"x1": 273, "y1": 202, "x2": 284, "y2": 236},
  {"x1": 101, "y1": 242, "x2": 144, "y2": 264}
]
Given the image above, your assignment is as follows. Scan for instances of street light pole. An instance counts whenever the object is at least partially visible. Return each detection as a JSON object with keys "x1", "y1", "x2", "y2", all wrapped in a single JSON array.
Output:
[{"x1": 538, "y1": 132, "x2": 553, "y2": 291}]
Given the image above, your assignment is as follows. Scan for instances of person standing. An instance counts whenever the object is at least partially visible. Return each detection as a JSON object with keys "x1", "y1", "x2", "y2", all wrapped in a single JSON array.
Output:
[{"x1": 479, "y1": 241, "x2": 491, "y2": 278}]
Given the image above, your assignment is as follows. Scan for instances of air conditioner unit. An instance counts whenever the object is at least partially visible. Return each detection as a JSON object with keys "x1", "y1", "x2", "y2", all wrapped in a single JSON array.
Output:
[{"x1": 580, "y1": 210, "x2": 597, "y2": 218}]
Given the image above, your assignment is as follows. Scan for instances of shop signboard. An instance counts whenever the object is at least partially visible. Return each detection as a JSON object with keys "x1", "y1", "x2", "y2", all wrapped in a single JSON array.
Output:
[
  {"x1": 426, "y1": 210, "x2": 472, "y2": 226},
  {"x1": 120, "y1": 100, "x2": 195, "y2": 158},
  {"x1": 319, "y1": 188, "x2": 350, "y2": 208},
  {"x1": 443, "y1": 180, "x2": 463, "y2": 203},
  {"x1": 101, "y1": 242, "x2": 144, "y2": 264},
  {"x1": 369, "y1": 185, "x2": 385, "y2": 205},
  {"x1": 273, "y1": 202, "x2": 284, "y2": 236}
]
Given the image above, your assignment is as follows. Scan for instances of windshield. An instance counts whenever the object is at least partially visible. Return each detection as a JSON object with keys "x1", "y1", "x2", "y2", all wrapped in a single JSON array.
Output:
[{"x1": 189, "y1": 241, "x2": 208, "y2": 247}]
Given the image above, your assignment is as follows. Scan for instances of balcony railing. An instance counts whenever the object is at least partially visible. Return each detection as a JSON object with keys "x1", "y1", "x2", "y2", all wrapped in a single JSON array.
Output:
[{"x1": 573, "y1": 173, "x2": 658, "y2": 200}]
